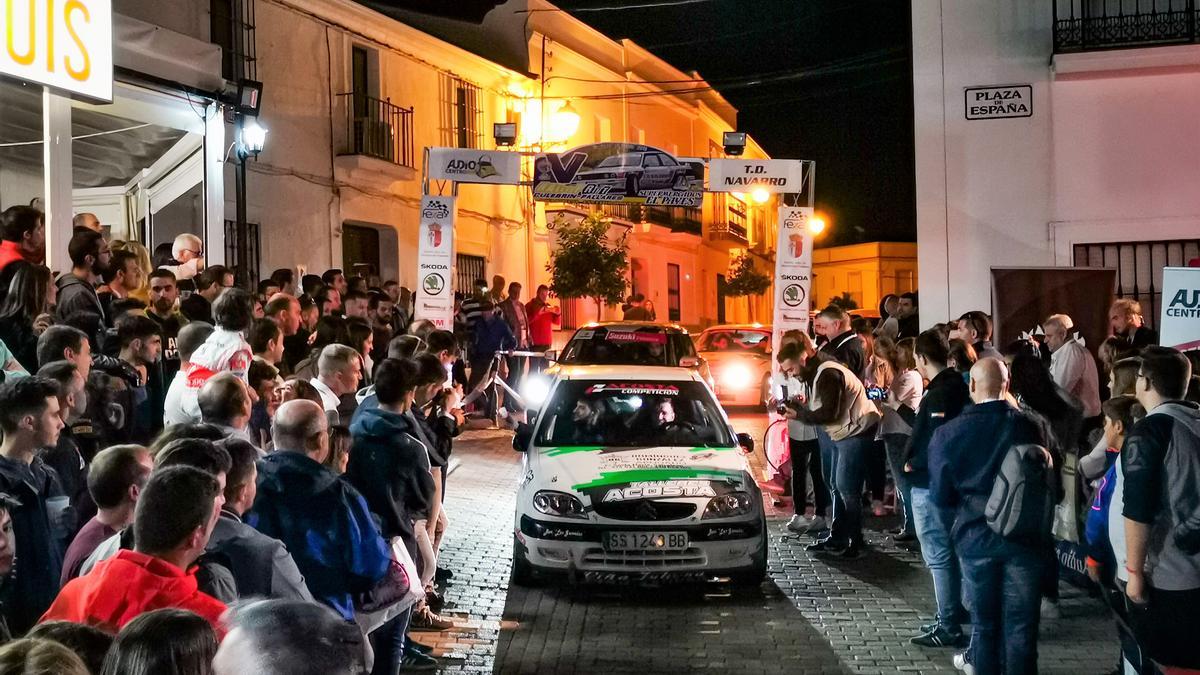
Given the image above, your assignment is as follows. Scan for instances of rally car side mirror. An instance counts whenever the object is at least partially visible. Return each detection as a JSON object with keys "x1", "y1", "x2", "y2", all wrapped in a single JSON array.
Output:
[
  {"x1": 736, "y1": 432, "x2": 755, "y2": 455},
  {"x1": 513, "y1": 423, "x2": 533, "y2": 453},
  {"x1": 544, "y1": 350, "x2": 558, "y2": 363}
]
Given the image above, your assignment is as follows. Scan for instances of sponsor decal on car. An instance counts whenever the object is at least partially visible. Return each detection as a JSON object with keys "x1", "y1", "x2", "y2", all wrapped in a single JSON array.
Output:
[
  {"x1": 605, "y1": 331, "x2": 668, "y2": 344},
  {"x1": 600, "y1": 480, "x2": 717, "y2": 502},
  {"x1": 584, "y1": 383, "x2": 680, "y2": 396}
]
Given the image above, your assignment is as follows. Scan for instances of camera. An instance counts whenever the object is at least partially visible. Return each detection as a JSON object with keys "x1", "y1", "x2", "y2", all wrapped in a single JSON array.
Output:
[
  {"x1": 866, "y1": 386, "x2": 888, "y2": 402},
  {"x1": 776, "y1": 403, "x2": 790, "y2": 416}
]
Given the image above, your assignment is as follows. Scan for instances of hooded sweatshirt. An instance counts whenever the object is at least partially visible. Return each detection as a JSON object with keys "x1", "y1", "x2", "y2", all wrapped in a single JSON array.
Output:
[
  {"x1": 347, "y1": 408, "x2": 436, "y2": 548},
  {"x1": 40, "y1": 549, "x2": 226, "y2": 635},
  {"x1": 247, "y1": 451, "x2": 389, "y2": 621}
]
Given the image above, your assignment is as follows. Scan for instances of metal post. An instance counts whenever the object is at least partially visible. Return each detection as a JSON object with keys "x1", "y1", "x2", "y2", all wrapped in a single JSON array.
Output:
[{"x1": 235, "y1": 116, "x2": 249, "y2": 288}]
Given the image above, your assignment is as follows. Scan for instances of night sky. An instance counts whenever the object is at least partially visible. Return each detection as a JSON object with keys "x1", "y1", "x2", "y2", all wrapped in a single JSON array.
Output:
[{"x1": 561, "y1": 0, "x2": 916, "y2": 245}]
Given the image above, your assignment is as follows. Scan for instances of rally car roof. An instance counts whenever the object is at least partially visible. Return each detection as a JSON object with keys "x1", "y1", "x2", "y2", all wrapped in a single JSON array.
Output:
[
  {"x1": 577, "y1": 322, "x2": 690, "y2": 334},
  {"x1": 553, "y1": 365, "x2": 704, "y2": 382}
]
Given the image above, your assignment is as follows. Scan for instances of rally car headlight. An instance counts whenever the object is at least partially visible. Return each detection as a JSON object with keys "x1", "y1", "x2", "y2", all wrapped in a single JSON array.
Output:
[
  {"x1": 520, "y1": 375, "x2": 551, "y2": 409},
  {"x1": 702, "y1": 492, "x2": 755, "y2": 519},
  {"x1": 719, "y1": 363, "x2": 754, "y2": 390},
  {"x1": 532, "y1": 490, "x2": 587, "y2": 519}
]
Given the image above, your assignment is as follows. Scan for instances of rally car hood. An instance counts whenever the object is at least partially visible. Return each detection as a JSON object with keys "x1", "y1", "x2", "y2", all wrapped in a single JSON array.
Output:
[{"x1": 531, "y1": 443, "x2": 751, "y2": 505}]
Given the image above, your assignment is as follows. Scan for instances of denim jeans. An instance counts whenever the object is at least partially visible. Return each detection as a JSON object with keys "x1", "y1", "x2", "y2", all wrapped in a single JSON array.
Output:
[
  {"x1": 883, "y1": 433, "x2": 914, "y2": 533},
  {"x1": 910, "y1": 487, "x2": 962, "y2": 632},
  {"x1": 829, "y1": 431, "x2": 874, "y2": 546},
  {"x1": 369, "y1": 607, "x2": 411, "y2": 675},
  {"x1": 817, "y1": 429, "x2": 838, "y2": 535},
  {"x1": 961, "y1": 551, "x2": 1043, "y2": 675}
]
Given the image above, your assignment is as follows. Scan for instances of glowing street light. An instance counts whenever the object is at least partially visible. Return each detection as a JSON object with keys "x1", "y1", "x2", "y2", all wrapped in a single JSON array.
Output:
[
  {"x1": 806, "y1": 216, "x2": 825, "y2": 237},
  {"x1": 548, "y1": 100, "x2": 580, "y2": 143},
  {"x1": 751, "y1": 188, "x2": 771, "y2": 204}
]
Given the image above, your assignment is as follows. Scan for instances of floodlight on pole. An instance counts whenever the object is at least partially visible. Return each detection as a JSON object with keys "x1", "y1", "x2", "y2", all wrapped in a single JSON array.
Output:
[
  {"x1": 751, "y1": 188, "x2": 771, "y2": 204},
  {"x1": 808, "y1": 215, "x2": 827, "y2": 236}
]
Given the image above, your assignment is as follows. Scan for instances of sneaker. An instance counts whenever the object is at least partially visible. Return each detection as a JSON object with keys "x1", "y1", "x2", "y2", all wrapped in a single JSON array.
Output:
[
  {"x1": 1040, "y1": 598, "x2": 1061, "y2": 620},
  {"x1": 919, "y1": 620, "x2": 938, "y2": 634},
  {"x1": 786, "y1": 514, "x2": 809, "y2": 534},
  {"x1": 400, "y1": 650, "x2": 438, "y2": 670},
  {"x1": 407, "y1": 640, "x2": 434, "y2": 655},
  {"x1": 410, "y1": 607, "x2": 454, "y2": 632},
  {"x1": 804, "y1": 538, "x2": 847, "y2": 553},
  {"x1": 804, "y1": 516, "x2": 827, "y2": 534},
  {"x1": 910, "y1": 625, "x2": 965, "y2": 648},
  {"x1": 838, "y1": 543, "x2": 864, "y2": 560},
  {"x1": 953, "y1": 650, "x2": 976, "y2": 674}
]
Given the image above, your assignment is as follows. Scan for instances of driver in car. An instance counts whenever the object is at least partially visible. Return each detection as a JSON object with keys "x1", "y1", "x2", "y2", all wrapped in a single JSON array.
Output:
[
  {"x1": 568, "y1": 397, "x2": 606, "y2": 444},
  {"x1": 653, "y1": 399, "x2": 694, "y2": 444}
]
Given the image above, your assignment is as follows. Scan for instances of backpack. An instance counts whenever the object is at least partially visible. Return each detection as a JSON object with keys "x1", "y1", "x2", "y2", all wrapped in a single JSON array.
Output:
[{"x1": 985, "y1": 443, "x2": 1056, "y2": 542}]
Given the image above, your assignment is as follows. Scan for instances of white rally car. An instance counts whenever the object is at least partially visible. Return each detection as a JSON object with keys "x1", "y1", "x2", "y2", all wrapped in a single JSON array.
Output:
[{"x1": 511, "y1": 365, "x2": 766, "y2": 585}]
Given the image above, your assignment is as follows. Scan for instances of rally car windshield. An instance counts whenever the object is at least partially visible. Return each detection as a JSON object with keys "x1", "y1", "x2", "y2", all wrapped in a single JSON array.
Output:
[
  {"x1": 559, "y1": 328, "x2": 676, "y2": 366},
  {"x1": 536, "y1": 380, "x2": 733, "y2": 448},
  {"x1": 698, "y1": 330, "x2": 770, "y2": 354}
]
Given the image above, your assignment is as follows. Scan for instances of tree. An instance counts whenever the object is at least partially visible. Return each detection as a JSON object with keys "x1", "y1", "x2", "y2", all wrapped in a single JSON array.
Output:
[
  {"x1": 721, "y1": 254, "x2": 771, "y2": 297},
  {"x1": 547, "y1": 212, "x2": 630, "y2": 316},
  {"x1": 827, "y1": 291, "x2": 859, "y2": 311}
]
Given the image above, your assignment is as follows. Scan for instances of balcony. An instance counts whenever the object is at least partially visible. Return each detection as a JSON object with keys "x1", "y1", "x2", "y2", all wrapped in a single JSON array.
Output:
[
  {"x1": 1054, "y1": 0, "x2": 1200, "y2": 53},
  {"x1": 710, "y1": 220, "x2": 749, "y2": 245},
  {"x1": 644, "y1": 206, "x2": 703, "y2": 235},
  {"x1": 337, "y1": 93, "x2": 414, "y2": 168}
]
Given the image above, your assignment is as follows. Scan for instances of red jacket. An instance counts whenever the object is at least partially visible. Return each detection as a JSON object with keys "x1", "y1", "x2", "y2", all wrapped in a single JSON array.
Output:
[
  {"x1": 0, "y1": 241, "x2": 33, "y2": 276},
  {"x1": 526, "y1": 298, "x2": 560, "y2": 347},
  {"x1": 40, "y1": 549, "x2": 227, "y2": 636}
]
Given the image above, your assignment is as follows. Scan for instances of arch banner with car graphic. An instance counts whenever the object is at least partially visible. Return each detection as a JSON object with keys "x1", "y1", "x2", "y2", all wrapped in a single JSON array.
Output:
[
  {"x1": 413, "y1": 195, "x2": 456, "y2": 329},
  {"x1": 532, "y1": 142, "x2": 705, "y2": 207}
]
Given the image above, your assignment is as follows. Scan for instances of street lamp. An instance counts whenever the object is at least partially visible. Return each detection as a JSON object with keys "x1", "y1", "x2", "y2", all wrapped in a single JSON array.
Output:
[
  {"x1": 751, "y1": 188, "x2": 771, "y2": 204},
  {"x1": 234, "y1": 115, "x2": 267, "y2": 287},
  {"x1": 548, "y1": 100, "x2": 580, "y2": 144},
  {"x1": 808, "y1": 215, "x2": 827, "y2": 236}
]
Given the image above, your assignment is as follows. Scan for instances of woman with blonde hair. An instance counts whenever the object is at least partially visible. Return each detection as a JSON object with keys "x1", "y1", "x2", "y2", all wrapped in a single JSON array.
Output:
[
  {"x1": 880, "y1": 337, "x2": 923, "y2": 541},
  {"x1": 110, "y1": 240, "x2": 153, "y2": 304}
]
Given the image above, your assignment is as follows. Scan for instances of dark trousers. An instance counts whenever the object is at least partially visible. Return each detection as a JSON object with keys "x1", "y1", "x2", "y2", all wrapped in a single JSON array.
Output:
[
  {"x1": 788, "y1": 437, "x2": 828, "y2": 518},
  {"x1": 866, "y1": 438, "x2": 887, "y2": 502},
  {"x1": 467, "y1": 354, "x2": 497, "y2": 417},
  {"x1": 370, "y1": 607, "x2": 411, "y2": 675},
  {"x1": 883, "y1": 433, "x2": 914, "y2": 533},
  {"x1": 504, "y1": 354, "x2": 526, "y2": 400},
  {"x1": 962, "y1": 551, "x2": 1043, "y2": 675},
  {"x1": 1128, "y1": 585, "x2": 1200, "y2": 669}
]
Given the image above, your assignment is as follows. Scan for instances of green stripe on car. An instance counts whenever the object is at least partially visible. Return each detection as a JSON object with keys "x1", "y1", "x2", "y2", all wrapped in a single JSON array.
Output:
[{"x1": 572, "y1": 468, "x2": 743, "y2": 491}]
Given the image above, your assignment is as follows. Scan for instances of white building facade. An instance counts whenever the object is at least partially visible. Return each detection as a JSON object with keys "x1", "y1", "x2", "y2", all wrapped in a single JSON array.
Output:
[{"x1": 912, "y1": 0, "x2": 1200, "y2": 329}]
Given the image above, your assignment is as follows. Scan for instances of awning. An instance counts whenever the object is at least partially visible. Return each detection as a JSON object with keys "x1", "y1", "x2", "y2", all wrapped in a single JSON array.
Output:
[{"x1": 113, "y1": 13, "x2": 225, "y2": 96}]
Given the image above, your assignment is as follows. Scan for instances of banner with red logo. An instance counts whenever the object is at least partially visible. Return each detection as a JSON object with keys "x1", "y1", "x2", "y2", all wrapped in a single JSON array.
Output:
[
  {"x1": 771, "y1": 206, "x2": 814, "y2": 352},
  {"x1": 414, "y1": 195, "x2": 456, "y2": 329}
]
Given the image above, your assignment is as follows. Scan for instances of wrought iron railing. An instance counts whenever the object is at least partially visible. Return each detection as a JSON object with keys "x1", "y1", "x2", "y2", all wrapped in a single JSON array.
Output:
[
  {"x1": 710, "y1": 220, "x2": 748, "y2": 243},
  {"x1": 337, "y1": 93, "x2": 415, "y2": 168},
  {"x1": 1054, "y1": 0, "x2": 1199, "y2": 52},
  {"x1": 211, "y1": 0, "x2": 257, "y2": 82}
]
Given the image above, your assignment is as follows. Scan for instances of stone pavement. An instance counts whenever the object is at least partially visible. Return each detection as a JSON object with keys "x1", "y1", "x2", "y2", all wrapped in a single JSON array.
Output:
[{"x1": 419, "y1": 426, "x2": 1117, "y2": 674}]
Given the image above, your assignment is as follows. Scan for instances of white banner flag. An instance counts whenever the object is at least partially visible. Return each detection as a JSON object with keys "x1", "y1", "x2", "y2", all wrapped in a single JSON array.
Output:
[
  {"x1": 1159, "y1": 266, "x2": 1200, "y2": 352},
  {"x1": 414, "y1": 195, "x2": 456, "y2": 329},
  {"x1": 771, "y1": 206, "x2": 814, "y2": 354}
]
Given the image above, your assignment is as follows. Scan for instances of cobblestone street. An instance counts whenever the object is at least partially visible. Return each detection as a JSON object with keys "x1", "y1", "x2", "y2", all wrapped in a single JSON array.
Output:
[{"x1": 421, "y1": 418, "x2": 1116, "y2": 674}]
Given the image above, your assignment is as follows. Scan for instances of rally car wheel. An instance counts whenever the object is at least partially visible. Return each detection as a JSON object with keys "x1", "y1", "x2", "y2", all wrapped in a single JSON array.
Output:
[{"x1": 510, "y1": 535, "x2": 538, "y2": 587}]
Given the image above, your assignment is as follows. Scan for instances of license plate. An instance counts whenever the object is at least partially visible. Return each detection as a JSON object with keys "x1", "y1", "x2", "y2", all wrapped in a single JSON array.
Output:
[{"x1": 603, "y1": 531, "x2": 688, "y2": 552}]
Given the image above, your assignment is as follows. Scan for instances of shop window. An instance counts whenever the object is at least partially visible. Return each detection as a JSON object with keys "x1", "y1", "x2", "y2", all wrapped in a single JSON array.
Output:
[
  {"x1": 441, "y1": 75, "x2": 483, "y2": 149},
  {"x1": 668, "y1": 263, "x2": 681, "y2": 322}
]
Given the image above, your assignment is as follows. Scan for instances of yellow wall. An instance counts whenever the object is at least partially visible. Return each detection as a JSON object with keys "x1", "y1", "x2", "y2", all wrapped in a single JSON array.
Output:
[{"x1": 810, "y1": 242, "x2": 918, "y2": 314}]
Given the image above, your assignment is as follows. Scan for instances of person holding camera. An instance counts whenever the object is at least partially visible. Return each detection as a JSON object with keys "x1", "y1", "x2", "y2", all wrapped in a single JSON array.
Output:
[
  {"x1": 771, "y1": 337, "x2": 831, "y2": 536},
  {"x1": 781, "y1": 346, "x2": 881, "y2": 560}
]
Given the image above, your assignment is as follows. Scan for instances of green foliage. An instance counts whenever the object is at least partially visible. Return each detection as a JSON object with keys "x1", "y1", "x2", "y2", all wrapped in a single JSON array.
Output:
[
  {"x1": 721, "y1": 254, "x2": 771, "y2": 297},
  {"x1": 547, "y1": 212, "x2": 630, "y2": 309},
  {"x1": 827, "y1": 291, "x2": 859, "y2": 311}
]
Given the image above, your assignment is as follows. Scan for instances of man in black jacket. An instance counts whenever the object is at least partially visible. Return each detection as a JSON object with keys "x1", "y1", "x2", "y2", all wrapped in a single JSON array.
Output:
[
  {"x1": 0, "y1": 377, "x2": 66, "y2": 634},
  {"x1": 55, "y1": 230, "x2": 110, "y2": 350},
  {"x1": 904, "y1": 329, "x2": 971, "y2": 648},
  {"x1": 814, "y1": 305, "x2": 865, "y2": 377}
]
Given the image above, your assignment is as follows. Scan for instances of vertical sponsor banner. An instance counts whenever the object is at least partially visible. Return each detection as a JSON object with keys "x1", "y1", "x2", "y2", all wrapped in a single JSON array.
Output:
[
  {"x1": 771, "y1": 206, "x2": 814, "y2": 354},
  {"x1": 1160, "y1": 267, "x2": 1200, "y2": 351},
  {"x1": 414, "y1": 195, "x2": 456, "y2": 329}
]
